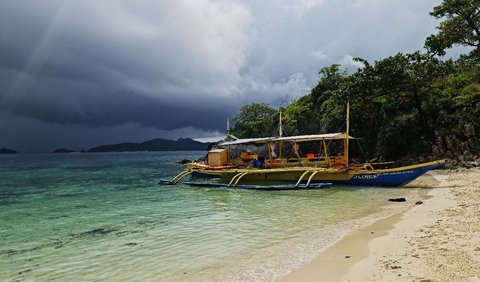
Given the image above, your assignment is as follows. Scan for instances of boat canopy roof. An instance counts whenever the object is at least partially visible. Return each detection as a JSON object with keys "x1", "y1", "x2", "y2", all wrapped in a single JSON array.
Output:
[
  {"x1": 218, "y1": 133, "x2": 355, "y2": 146},
  {"x1": 275, "y1": 133, "x2": 354, "y2": 142},
  {"x1": 219, "y1": 137, "x2": 274, "y2": 146}
]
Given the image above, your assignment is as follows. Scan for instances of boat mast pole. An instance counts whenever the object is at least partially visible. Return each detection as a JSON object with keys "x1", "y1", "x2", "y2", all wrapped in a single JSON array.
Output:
[
  {"x1": 345, "y1": 101, "x2": 350, "y2": 168},
  {"x1": 226, "y1": 118, "x2": 230, "y2": 163},
  {"x1": 279, "y1": 111, "x2": 283, "y2": 160},
  {"x1": 323, "y1": 139, "x2": 330, "y2": 167},
  {"x1": 227, "y1": 118, "x2": 230, "y2": 136}
]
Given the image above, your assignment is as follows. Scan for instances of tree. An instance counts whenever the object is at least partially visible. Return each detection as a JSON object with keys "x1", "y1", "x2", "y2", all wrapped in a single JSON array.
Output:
[
  {"x1": 230, "y1": 1, "x2": 480, "y2": 162},
  {"x1": 284, "y1": 53, "x2": 458, "y2": 160},
  {"x1": 425, "y1": 0, "x2": 480, "y2": 58},
  {"x1": 230, "y1": 103, "x2": 279, "y2": 138}
]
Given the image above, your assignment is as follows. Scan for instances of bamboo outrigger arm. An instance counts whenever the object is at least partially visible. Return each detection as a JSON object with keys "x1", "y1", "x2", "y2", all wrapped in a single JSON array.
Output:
[
  {"x1": 228, "y1": 172, "x2": 245, "y2": 187},
  {"x1": 232, "y1": 172, "x2": 249, "y2": 187},
  {"x1": 305, "y1": 170, "x2": 320, "y2": 188},
  {"x1": 170, "y1": 169, "x2": 193, "y2": 184},
  {"x1": 295, "y1": 170, "x2": 313, "y2": 187}
]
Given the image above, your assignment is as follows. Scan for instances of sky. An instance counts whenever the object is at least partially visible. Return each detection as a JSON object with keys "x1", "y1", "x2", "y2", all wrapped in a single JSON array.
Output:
[{"x1": 0, "y1": 0, "x2": 449, "y2": 152}]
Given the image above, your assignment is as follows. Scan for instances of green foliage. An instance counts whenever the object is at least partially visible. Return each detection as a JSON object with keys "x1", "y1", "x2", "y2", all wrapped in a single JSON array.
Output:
[
  {"x1": 238, "y1": 54, "x2": 478, "y2": 160},
  {"x1": 284, "y1": 95, "x2": 319, "y2": 134},
  {"x1": 431, "y1": 59, "x2": 480, "y2": 122},
  {"x1": 231, "y1": 0, "x2": 480, "y2": 161},
  {"x1": 425, "y1": 0, "x2": 480, "y2": 58},
  {"x1": 230, "y1": 103, "x2": 279, "y2": 138}
]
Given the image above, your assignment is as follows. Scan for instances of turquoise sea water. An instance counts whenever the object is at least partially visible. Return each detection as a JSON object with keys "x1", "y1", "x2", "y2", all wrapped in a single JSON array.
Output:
[{"x1": 0, "y1": 152, "x2": 420, "y2": 281}]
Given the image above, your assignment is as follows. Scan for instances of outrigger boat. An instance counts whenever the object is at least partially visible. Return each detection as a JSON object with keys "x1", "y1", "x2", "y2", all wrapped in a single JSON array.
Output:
[{"x1": 169, "y1": 103, "x2": 446, "y2": 188}]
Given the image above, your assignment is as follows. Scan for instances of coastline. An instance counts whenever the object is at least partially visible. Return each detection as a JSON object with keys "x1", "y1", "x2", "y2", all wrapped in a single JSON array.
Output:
[{"x1": 281, "y1": 168, "x2": 480, "y2": 281}]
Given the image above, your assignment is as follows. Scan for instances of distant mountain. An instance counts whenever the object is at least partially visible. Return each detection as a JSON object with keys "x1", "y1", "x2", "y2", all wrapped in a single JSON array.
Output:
[
  {"x1": 87, "y1": 138, "x2": 208, "y2": 152},
  {"x1": 0, "y1": 148, "x2": 18, "y2": 154},
  {"x1": 53, "y1": 148, "x2": 75, "y2": 153}
]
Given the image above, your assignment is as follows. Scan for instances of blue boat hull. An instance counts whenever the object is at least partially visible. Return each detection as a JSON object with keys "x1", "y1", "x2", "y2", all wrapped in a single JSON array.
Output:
[{"x1": 329, "y1": 162, "x2": 443, "y2": 187}]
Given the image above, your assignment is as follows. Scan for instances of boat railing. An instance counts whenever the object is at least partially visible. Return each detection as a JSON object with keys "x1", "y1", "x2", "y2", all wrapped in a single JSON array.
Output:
[{"x1": 263, "y1": 156, "x2": 333, "y2": 168}]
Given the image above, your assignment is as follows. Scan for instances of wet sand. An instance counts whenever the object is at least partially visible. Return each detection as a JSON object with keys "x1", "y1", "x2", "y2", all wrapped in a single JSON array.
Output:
[{"x1": 281, "y1": 169, "x2": 480, "y2": 281}]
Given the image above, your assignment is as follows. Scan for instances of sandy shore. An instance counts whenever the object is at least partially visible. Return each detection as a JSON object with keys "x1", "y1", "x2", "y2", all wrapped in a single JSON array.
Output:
[{"x1": 281, "y1": 168, "x2": 480, "y2": 281}]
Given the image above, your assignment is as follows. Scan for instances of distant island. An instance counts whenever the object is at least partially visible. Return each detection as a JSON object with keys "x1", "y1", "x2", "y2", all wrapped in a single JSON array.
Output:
[
  {"x1": 53, "y1": 148, "x2": 76, "y2": 153},
  {"x1": 0, "y1": 148, "x2": 18, "y2": 154},
  {"x1": 87, "y1": 138, "x2": 208, "y2": 152}
]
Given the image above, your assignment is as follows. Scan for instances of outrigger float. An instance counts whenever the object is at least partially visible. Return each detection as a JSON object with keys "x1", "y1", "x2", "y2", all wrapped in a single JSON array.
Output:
[{"x1": 168, "y1": 103, "x2": 446, "y2": 189}]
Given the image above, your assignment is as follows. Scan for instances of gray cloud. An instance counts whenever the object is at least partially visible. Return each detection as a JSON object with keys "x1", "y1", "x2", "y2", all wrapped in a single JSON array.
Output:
[{"x1": 0, "y1": 0, "x2": 443, "y2": 151}]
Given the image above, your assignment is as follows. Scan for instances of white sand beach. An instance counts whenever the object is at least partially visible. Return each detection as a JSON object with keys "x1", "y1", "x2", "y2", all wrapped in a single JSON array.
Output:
[{"x1": 281, "y1": 168, "x2": 480, "y2": 281}]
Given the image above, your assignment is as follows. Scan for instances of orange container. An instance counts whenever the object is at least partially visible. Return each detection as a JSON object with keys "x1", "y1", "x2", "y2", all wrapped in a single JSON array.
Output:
[
  {"x1": 240, "y1": 152, "x2": 252, "y2": 159},
  {"x1": 306, "y1": 153, "x2": 315, "y2": 158}
]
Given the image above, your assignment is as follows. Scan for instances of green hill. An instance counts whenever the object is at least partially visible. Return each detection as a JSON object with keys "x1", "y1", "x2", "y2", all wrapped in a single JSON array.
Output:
[
  {"x1": 0, "y1": 148, "x2": 18, "y2": 154},
  {"x1": 88, "y1": 138, "x2": 208, "y2": 152}
]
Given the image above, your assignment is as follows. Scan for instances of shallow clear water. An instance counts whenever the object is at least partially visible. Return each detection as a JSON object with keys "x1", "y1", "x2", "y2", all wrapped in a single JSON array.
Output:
[{"x1": 0, "y1": 152, "x2": 419, "y2": 281}]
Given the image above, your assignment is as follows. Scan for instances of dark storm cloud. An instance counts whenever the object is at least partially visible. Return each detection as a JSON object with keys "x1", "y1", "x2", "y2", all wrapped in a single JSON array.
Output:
[
  {"x1": 1, "y1": 0, "x2": 248, "y2": 131},
  {"x1": 0, "y1": 0, "x2": 444, "y2": 151}
]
